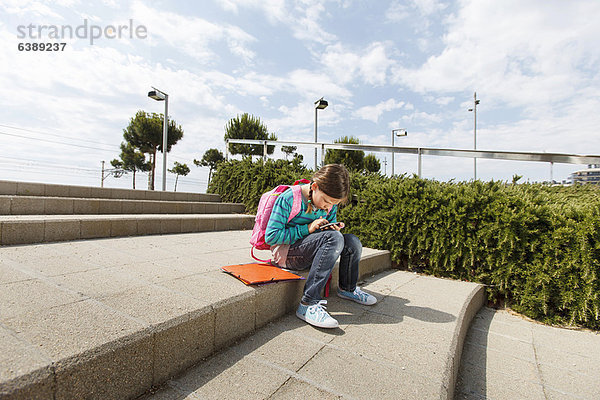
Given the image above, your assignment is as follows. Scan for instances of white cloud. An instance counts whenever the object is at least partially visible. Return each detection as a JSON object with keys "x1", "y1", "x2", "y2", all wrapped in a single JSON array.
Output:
[
  {"x1": 392, "y1": 0, "x2": 600, "y2": 108},
  {"x1": 355, "y1": 99, "x2": 406, "y2": 123},
  {"x1": 321, "y1": 41, "x2": 393, "y2": 86},
  {"x1": 217, "y1": 0, "x2": 336, "y2": 45},
  {"x1": 131, "y1": 1, "x2": 256, "y2": 64},
  {"x1": 1, "y1": 0, "x2": 65, "y2": 18}
]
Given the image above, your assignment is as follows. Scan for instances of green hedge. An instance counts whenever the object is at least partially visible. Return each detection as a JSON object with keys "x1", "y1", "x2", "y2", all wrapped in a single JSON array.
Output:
[
  {"x1": 209, "y1": 160, "x2": 600, "y2": 330},
  {"x1": 208, "y1": 157, "x2": 311, "y2": 213}
]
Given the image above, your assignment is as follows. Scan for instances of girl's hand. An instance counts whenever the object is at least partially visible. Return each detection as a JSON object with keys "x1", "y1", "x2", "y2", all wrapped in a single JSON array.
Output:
[
  {"x1": 308, "y1": 218, "x2": 328, "y2": 234},
  {"x1": 331, "y1": 222, "x2": 345, "y2": 231}
]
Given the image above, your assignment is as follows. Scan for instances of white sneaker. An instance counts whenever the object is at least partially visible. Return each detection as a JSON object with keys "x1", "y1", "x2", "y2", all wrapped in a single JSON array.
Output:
[
  {"x1": 296, "y1": 300, "x2": 339, "y2": 329},
  {"x1": 337, "y1": 287, "x2": 377, "y2": 305}
]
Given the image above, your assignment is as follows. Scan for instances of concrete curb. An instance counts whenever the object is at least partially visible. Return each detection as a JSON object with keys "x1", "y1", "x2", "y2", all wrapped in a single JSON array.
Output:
[{"x1": 442, "y1": 281, "x2": 486, "y2": 399}]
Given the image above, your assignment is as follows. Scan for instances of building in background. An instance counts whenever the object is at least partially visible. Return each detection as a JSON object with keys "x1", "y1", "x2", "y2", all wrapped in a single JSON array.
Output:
[{"x1": 570, "y1": 165, "x2": 600, "y2": 185}]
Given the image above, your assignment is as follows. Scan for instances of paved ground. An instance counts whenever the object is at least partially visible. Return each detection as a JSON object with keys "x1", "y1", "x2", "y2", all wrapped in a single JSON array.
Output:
[{"x1": 456, "y1": 307, "x2": 600, "y2": 399}]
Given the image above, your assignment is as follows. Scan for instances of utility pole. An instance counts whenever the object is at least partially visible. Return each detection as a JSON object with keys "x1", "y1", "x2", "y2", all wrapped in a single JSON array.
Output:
[{"x1": 468, "y1": 92, "x2": 480, "y2": 180}]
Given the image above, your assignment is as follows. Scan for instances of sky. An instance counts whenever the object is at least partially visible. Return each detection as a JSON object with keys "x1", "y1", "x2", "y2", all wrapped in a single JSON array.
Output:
[{"x1": 1, "y1": 0, "x2": 599, "y2": 193}]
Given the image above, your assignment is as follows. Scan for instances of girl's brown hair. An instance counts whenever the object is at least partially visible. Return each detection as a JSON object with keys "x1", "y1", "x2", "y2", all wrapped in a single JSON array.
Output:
[{"x1": 307, "y1": 164, "x2": 350, "y2": 214}]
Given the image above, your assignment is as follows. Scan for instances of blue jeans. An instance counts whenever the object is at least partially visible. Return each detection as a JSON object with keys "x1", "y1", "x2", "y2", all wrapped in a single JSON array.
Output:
[{"x1": 285, "y1": 230, "x2": 362, "y2": 305}]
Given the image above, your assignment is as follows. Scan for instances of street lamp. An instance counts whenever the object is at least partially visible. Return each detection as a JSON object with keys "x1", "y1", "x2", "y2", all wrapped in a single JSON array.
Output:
[
  {"x1": 468, "y1": 92, "x2": 480, "y2": 180},
  {"x1": 391, "y1": 128, "x2": 407, "y2": 176},
  {"x1": 148, "y1": 87, "x2": 169, "y2": 191},
  {"x1": 314, "y1": 97, "x2": 328, "y2": 170}
]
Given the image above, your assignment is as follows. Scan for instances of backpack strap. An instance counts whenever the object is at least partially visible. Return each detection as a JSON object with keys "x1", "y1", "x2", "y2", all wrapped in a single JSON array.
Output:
[
  {"x1": 251, "y1": 247, "x2": 270, "y2": 263},
  {"x1": 288, "y1": 185, "x2": 303, "y2": 223}
]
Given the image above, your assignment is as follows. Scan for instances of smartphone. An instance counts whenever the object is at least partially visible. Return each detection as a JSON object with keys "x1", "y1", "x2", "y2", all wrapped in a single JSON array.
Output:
[{"x1": 320, "y1": 222, "x2": 342, "y2": 230}]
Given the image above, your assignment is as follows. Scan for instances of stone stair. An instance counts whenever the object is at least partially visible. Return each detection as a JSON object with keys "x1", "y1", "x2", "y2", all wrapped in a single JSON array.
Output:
[
  {"x1": 0, "y1": 180, "x2": 486, "y2": 400},
  {"x1": 0, "y1": 180, "x2": 253, "y2": 245}
]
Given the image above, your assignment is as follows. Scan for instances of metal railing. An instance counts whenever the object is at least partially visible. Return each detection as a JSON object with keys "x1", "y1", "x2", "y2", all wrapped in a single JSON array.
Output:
[{"x1": 225, "y1": 139, "x2": 600, "y2": 178}]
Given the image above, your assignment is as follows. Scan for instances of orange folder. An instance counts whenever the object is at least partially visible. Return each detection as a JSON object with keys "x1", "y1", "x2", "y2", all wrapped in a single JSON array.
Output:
[{"x1": 221, "y1": 263, "x2": 304, "y2": 285}]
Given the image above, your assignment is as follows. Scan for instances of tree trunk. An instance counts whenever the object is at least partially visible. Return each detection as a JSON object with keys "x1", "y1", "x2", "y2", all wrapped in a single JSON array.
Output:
[
  {"x1": 132, "y1": 169, "x2": 136, "y2": 189},
  {"x1": 174, "y1": 175, "x2": 179, "y2": 192}
]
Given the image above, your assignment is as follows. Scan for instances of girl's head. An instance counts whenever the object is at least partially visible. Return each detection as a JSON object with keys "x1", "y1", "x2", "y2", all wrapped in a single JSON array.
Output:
[{"x1": 308, "y1": 164, "x2": 350, "y2": 213}]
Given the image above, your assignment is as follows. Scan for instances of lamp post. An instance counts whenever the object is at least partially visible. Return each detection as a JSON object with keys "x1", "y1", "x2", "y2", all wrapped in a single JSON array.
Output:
[
  {"x1": 314, "y1": 97, "x2": 328, "y2": 170},
  {"x1": 148, "y1": 87, "x2": 169, "y2": 191},
  {"x1": 468, "y1": 92, "x2": 480, "y2": 180},
  {"x1": 391, "y1": 128, "x2": 407, "y2": 176}
]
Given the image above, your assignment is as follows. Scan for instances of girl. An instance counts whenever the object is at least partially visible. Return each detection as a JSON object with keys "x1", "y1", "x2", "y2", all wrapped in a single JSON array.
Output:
[{"x1": 265, "y1": 164, "x2": 377, "y2": 329}]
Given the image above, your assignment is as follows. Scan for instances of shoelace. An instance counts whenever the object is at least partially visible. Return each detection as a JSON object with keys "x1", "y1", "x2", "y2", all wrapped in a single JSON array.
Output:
[
  {"x1": 354, "y1": 287, "x2": 369, "y2": 301},
  {"x1": 308, "y1": 300, "x2": 330, "y2": 321}
]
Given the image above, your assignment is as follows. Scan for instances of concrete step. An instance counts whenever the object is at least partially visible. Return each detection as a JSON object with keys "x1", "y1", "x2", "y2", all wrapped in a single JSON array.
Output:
[
  {"x1": 0, "y1": 195, "x2": 245, "y2": 216},
  {"x1": 140, "y1": 257, "x2": 486, "y2": 400},
  {"x1": 0, "y1": 180, "x2": 221, "y2": 202},
  {"x1": 0, "y1": 214, "x2": 255, "y2": 245},
  {"x1": 0, "y1": 231, "x2": 394, "y2": 400}
]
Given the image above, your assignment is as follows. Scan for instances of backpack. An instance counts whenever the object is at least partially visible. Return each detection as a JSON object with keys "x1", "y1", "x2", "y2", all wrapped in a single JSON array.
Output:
[{"x1": 250, "y1": 179, "x2": 310, "y2": 263}]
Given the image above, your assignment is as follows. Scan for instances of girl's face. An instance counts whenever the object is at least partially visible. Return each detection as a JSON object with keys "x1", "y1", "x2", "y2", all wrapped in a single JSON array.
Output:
[{"x1": 311, "y1": 183, "x2": 342, "y2": 212}]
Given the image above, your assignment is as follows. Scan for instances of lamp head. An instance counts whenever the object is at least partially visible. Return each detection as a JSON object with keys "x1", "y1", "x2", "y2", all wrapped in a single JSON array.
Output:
[
  {"x1": 315, "y1": 98, "x2": 328, "y2": 109},
  {"x1": 393, "y1": 128, "x2": 407, "y2": 137},
  {"x1": 148, "y1": 90, "x2": 166, "y2": 101}
]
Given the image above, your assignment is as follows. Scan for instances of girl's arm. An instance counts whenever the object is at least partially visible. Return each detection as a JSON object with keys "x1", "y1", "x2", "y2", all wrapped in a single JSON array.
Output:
[{"x1": 265, "y1": 193, "x2": 311, "y2": 245}]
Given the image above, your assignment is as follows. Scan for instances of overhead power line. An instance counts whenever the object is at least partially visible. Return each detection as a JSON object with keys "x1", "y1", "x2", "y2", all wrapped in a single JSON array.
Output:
[
  {"x1": 0, "y1": 124, "x2": 121, "y2": 148},
  {"x1": 0, "y1": 131, "x2": 118, "y2": 152}
]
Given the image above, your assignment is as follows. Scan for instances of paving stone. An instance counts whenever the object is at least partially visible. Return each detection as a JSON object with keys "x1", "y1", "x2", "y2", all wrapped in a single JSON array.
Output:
[
  {"x1": 161, "y1": 218, "x2": 182, "y2": 234},
  {"x1": 67, "y1": 185, "x2": 92, "y2": 198},
  {"x1": 16, "y1": 182, "x2": 44, "y2": 196},
  {"x1": 9, "y1": 197, "x2": 44, "y2": 215},
  {"x1": 331, "y1": 311, "x2": 450, "y2": 379},
  {"x1": 173, "y1": 347, "x2": 290, "y2": 400},
  {"x1": 54, "y1": 333, "x2": 154, "y2": 400},
  {"x1": 110, "y1": 218, "x2": 138, "y2": 237},
  {"x1": 43, "y1": 183, "x2": 70, "y2": 197},
  {"x1": 0, "y1": 196, "x2": 10, "y2": 214},
  {"x1": 80, "y1": 219, "x2": 111, "y2": 239},
  {"x1": 255, "y1": 281, "x2": 304, "y2": 328},
  {"x1": 50, "y1": 267, "x2": 145, "y2": 299},
  {"x1": 1, "y1": 221, "x2": 44, "y2": 245},
  {"x1": 214, "y1": 293, "x2": 255, "y2": 349},
  {"x1": 0, "y1": 279, "x2": 84, "y2": 320},
  {"x1": 100, "y1": 285, "x2": 209, "y2": 325},
  {"x1": 113, "y1": 259, "x2": 208, "y2": 284},
  {"x1": 161, "y1": 270, "x2": 254, "y2": 305},
  {"x1": 0, "y1": 264, "x2": 34, "y2": 285},
  {"x1": 44, "y1": 197, "x2": 74, "y2": 214},
  {"x1": 0, "y1": 180, "x2": 18, "y2": 195},
  {"x1": 232, "y1": 323, "x2": 325, "y2": 372},
  {"x1": 152, "y1": 308, "x2": 214, "y2": 385},
  {"x1": 537, "y1": 357, "x2": 600, "y2": 399},
  {"x1": 2, "y1": 299, "x2": 147, "y2": 361},
  {"x1": 160, "y1": 202, "x2": 178, "y2": 214},
  {"x1": 44, "y1": 219, "x2": 81, "y2": 242},
  {"x1": 0, "y1": 326, "x2": 53, "y2": 399},
  {"x1": 138, "y1": 219, "x2": 162, "y2": 235},
  {"x1": 269, "y1": 377, "x2": 342, "y2": 400},
  {"x1": 73, "y1": 198, "x2": 99, "y2": 214},
  {"x1": 298, "y1": 345, "x2": 439, "y2": 399}
]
